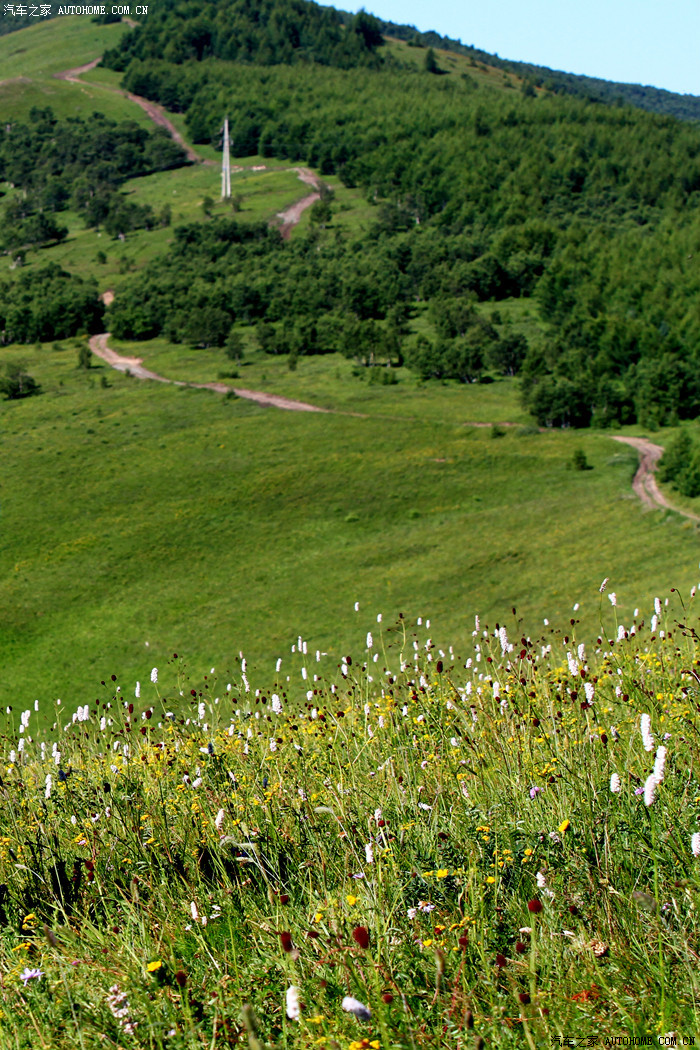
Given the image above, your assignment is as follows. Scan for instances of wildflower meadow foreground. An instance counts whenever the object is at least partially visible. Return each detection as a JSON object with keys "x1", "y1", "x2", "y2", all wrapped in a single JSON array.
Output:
[{"x1": 3, "y1": 587, "x2": 700, "y2": 1048}]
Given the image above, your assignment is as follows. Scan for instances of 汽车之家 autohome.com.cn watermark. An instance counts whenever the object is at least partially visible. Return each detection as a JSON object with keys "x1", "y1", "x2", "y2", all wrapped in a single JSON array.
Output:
[
  {"x1": 558, "y1": 1037, "x2": 696, "y2": 1048},
  {"x1": 3, "y1": 3, "x2": 149, "y2": 15}
]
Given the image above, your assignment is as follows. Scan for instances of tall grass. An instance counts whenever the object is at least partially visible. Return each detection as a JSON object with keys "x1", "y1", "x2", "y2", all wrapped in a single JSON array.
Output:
[{"x1": 2, "y1": 584, "x2": 700, "y2": 1046}]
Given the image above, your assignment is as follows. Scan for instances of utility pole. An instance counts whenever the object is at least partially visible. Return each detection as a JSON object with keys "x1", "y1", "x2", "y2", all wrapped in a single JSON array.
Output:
[{"x1": 221, "y1": 115, "x2": 231, "y2": 200}]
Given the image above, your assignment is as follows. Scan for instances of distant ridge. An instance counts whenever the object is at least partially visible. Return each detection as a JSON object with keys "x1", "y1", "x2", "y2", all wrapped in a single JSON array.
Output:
[{"x1": 354, "y1": 14, "x2": 700, "y2": 123}]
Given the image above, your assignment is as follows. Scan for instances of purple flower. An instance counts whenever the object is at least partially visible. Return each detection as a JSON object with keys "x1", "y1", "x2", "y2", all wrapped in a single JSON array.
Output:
[
  {"x1": 529, "y1": 786, "x2": 543, "y2": 799},
  {"x1": 19, "y1": 967, "x2": 43, "y2": 985}
]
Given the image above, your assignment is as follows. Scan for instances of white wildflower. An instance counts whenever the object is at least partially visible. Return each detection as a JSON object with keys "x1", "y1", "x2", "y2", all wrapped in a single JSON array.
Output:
[
  {"x1": 286, "y1": 985, "x2": 301, "y2": 1021},
  {"x1": 644, "y1": 774, "x2": 658, "y2": 807},
  {"x1": 640, "y1": 713, "x2": 654, "y2": 752},
  {"x1": 342, "y1": 996, "x2": 371, "y2": 1021},
  {"x1": 653, "y1": 746, "x2": 667, "y2": 783},
  {"x1": 692, "y1": 832, "x2": 700, "y2": 857},
  {"x1": 150, "y1": 668, "x2": 158, "y2": 683},
  {"x1": 610, "y1": 773, "x2": 621, "y2": 794},
  {"x1": 365, "y1": 842, "x2": 374, "y2": 864}
]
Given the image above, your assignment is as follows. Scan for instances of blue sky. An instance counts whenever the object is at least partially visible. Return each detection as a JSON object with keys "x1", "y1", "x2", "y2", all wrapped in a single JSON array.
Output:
[{"x1": 328, "y1": 1, "x2": 700, "y2": 96}]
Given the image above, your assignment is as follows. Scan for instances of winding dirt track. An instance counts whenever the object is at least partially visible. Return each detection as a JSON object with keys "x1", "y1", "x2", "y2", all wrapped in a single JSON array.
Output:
[
  {"x1": 612, "y1": 436, "x2": 700, "y2": 522},
  {"x1": 275, "y1": 168, "x2": 322, "y2": 239},
  {"x1": 89, "y1": 333, "x2": 329, "y2": 413}
]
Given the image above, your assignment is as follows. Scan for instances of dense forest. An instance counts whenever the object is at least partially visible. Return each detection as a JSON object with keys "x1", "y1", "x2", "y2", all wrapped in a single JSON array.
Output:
[
  {"x1": 101, "y1": 0, "x2": 384, "y2": 70},
  {"x1": 5, "y1": 2, "x2": 700, "y2": 426}
]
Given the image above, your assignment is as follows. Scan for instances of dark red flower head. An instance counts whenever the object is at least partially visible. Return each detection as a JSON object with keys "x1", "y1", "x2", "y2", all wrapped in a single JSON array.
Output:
[
  {"x1": 527, "y1": 899, "x2": 543, "y2": 914},
  {"x1": 279, "y1": 931, "x2": 293, "y2": 953},
  {"x1": 352, "y1": 926, "x2": 370, "y2": 950},
  {"x1": 495, "y1": 953, "x2": 507, "y2": 968}
]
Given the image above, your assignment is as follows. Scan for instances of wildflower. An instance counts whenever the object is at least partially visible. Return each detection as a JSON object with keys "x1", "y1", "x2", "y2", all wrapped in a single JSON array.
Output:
[
  {"x1": 150, "y1": 668, "x2": 158, "y2": 683},
  {"x1": 608, "y1": 592, "x2": 617, "y2": 606},
  {"x1": 286, "y1": 985, "x2": 301, "y2": 1020},
  {"x1": 19, "y1": 968, "x2": 43, "y2": 985},
  {"x1": 558, "y1": 819, "x2": 570, "y2": 834},
  {"x1": 271, "y1": 694, "x2": 282, "y2": 714},
  {"x1": 584, "y1": 682, "x2": 595, "y2": 703},
  {"x1": 352, "y1": 926, "x2": 370, "y2": 950},
  {"x1": 527, "y1": 899, "x2": 543, "y2": 914},
  {"x1": 44, "y1": 774, "x2": 52, "y2": 800},
  {"x1": 640, "y1": 713, "x2": 654, "y2": 752},
  {"x1": 653, "y1": 746, "x2": 667, "y2": 783},
  {"x1": 529, "y1": 786, "x2": 543, "y2": 799},
  {"x1": 279, "y1": 931, "x2": 294, "y2": 953},
  {"x1": 407, "y1": 907, "x2": 417, "y2": 919},
  {"x1": 342, "y1": 996, "x2": 371, "y2": 1021},
  {"x1": 599, "y1": 577, "x2": 609, "y2": 593},
  {"x1": 146, "y1": 960, "x2": 162, "y2": 973},
  {"x1": 365, "y1": 843, "x2": 374, "y2": 864},
  {"x1": 691, "y1": 833, "x2": 700, "y2": 857},
  {"x1": 610, "y1": 773, "x2": 621, "y2": 794},
  {"x1": 499, "y1": 626, "x2": 509, "y2": 655},
  {"x1": 190, "y1": 901, "x2": 199, "y2": 922},
  {"x1": 644, "y1": 774, "x2": 658, "y2": 807},
  {"x1": 215, "y1": 809, "x2": 225, "y2": 832}
]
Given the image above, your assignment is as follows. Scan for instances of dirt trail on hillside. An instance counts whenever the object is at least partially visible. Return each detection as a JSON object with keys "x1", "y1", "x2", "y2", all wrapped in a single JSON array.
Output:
[
  {"x1": 276, "y1": 168, "x2": 322, "y2": 239},
  {"x1": 53, "y1": 58, "x2": 101, "y2": 83},
  {"x1": 54, "y1": 58, "x2": 205, "y2": 163},
  {"x1": 612, "y1": 435, "x2": 700, "y2": 522},
  {"x1": 123, "y1": 90, "x2": 204, "y2": 163},
  {"x1": 89, "y1": 332, "x2": 329, "y2": 413}
]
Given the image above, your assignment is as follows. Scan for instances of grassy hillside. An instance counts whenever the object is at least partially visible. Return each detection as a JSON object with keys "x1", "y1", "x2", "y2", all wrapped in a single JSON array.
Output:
[
  {"x1": 2, "y1": 339, "x2": 700, "y2": 705},
  {"x1": 0, "y1": 17, "x2": 145, "y2": 123}
]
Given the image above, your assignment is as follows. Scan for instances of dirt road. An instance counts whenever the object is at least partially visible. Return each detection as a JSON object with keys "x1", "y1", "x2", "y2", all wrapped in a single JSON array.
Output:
[
  {"x1": 54, "y1": 58, "x2": 204, "y2": 163},
  {"x1": 275, "y1": 167, "x2": 322, "y2": 239},
  {"x1": 53, "y1": 58, "x2": 101, "y2": 83},
  {"x1": 89, "y1": 333, "x2": 329, "y2": 413},
  {"x1": 612, "y1": 435, "x2": 700, "y2": 523}
]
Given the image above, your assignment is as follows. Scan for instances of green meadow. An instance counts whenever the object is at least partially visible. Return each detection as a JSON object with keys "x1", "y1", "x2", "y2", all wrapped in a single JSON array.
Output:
[{"x1": 2, "y1": 338, "x2": 700, "y2": 708}]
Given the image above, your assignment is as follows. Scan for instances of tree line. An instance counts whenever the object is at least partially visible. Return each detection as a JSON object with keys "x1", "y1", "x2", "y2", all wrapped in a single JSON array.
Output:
[{"x1": 0, "y1": 108, "x2": 187, "y2": 256}]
